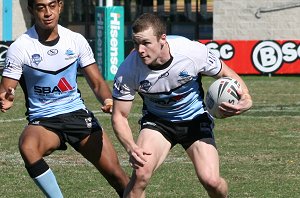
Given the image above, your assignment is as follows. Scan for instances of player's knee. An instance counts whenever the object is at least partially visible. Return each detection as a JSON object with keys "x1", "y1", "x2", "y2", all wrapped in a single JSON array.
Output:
[
  {"x1": 18, "y1": 139, "x2": 46, "y2": 161},
  {"x1": 201, "y1": 176, "x2": 223, "y2": 192},
  {"x1": 18, "y1": 140, "x2": 34, "y2": 157},
  {"x1": 134, "y1": 166, "x2": 152, "y2": 186}
]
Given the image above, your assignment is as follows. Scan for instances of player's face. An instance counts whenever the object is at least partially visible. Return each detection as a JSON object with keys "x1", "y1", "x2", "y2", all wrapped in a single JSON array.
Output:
[
  {"x1": 132, "y1": 27, "x2": 166, "y2": 66},
  {"x1": 29, "y1": 0, "x2": 62, "y2": 31}
]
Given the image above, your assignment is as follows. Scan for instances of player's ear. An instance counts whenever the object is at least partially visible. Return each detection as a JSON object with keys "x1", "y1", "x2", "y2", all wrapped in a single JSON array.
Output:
[
  {"x1": 58, "y1": 0, "x2": 63, "y2": 14},
  {"x1": 160, "y1": 34, "x2": 167, "y2": 45}
]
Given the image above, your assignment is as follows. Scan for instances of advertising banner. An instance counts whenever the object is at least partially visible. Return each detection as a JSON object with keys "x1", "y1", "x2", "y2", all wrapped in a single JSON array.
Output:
[
  {"x1": 199, "y1": 40, "x2": 300, "y2": 75},
  {"x1": 95, "y1": 6, "x2": 124, "y2": 80}
]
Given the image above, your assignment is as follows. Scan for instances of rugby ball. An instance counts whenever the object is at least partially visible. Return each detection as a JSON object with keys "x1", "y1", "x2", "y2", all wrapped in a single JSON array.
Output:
[{"x1": 205, "y1": 77, "x2": 241, "y2": 118}]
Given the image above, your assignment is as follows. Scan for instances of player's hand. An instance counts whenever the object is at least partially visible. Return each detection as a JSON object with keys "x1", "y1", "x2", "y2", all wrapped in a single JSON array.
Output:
[
  {"x1": 128, "y1": 146, "x2": 152, "y2": 169},
  {"x1": 219, "y1": 90, "x2": 252, "y2": 117},
  {"x1": 101, "y1": 98, "x2": 113, "y2": 113},
  {"x1": 0, "y1": 87, "x2": 15, "y2": 113}
]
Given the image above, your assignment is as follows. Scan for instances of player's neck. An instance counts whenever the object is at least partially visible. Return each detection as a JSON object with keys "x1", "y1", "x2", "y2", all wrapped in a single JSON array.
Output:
[
  {"x1": 35, "y1": 25, "x2": 59, "y2": 43},
  {"x1": 151, "y1": 42, "x2": 171, "y2": 67}
]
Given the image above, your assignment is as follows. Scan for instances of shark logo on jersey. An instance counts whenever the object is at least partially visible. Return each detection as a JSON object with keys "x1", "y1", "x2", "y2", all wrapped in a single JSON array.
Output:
[
  {"x1": 65, "y1": 49, "x2": 76, "y2": 60},
  {"x1": 178, "y1": 70, "x2": 193, "y2": 84},
  {"x1": 65, "y1": 49, "x2": 75, "y2": 56},
  {"x1": 31, "y1": 54, "x2": 42, "y2": 65},
  {"x1": 139, "y1": 80, "x2": 152, "y2": 92}
]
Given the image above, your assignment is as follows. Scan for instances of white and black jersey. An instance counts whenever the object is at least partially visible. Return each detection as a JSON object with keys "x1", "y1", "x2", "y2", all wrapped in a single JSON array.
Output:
[
  {"x1": 113, "y1": 36, "x2": 222, "y2": 122},
  {"x1": 3, "y1": 25, "x2": 95, "y2": 121}
]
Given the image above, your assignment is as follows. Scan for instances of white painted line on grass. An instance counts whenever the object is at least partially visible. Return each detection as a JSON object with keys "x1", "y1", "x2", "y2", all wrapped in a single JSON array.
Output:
[
  {"x1": 0, "y1": 111, "x2": 142, "y2": 123},
  {"x1": 1, "y1": 111, "x2": 299, "y2": 123},
  {"x1": 0, "y1": 117, "x2": 26, "y2": 123}
]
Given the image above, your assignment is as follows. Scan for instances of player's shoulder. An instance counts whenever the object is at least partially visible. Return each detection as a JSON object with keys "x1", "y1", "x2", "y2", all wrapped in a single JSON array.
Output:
[
  {"x1": 116, "y1": 50, "x2": 141, "y2": 76},
  {"x1": 121, "y1": 50, "x2": 140, "y2": 67},
  {"x1": 12, "y1": 26, "x2": 35, "y2": 43},
  {"x1": 167, "y1": 35, "x2": 191, "y2": 42},
  {"x1": 167, "y1": 35, "x2": 204, "y2": 46},
  {"x1": 58, "y1": 25, "x2": 83, "y2": 39},
  {"x1": 167, "y1": 35, "x2": 208, "y2": 58},
  {"x1": 8, "y1": 27, "x2": 36, "y2": 53}
]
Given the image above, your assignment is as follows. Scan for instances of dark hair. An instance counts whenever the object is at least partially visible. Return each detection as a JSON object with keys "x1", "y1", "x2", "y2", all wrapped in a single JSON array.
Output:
[
  {"x1": 28, "y1": 0, "x2": 34, "y2": 8},
  {"x1": 28, "y1": 0, "x2": 61, "y2": 8},
  {"x1": 132, "y1": 13, "x2": 167, "y2": 38}
]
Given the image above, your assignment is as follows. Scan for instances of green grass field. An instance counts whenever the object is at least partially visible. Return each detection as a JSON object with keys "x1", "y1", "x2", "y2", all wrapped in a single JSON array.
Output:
[{"x1": 0, "y1": 75, "x2": 300, "y2": 198}]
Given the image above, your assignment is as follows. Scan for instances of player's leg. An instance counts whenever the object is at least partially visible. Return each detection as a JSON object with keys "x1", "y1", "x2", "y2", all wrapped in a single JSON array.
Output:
[
  {"x1": 186, "y1": 139, "x2": 228, "y2": 198},
  {"x1": 19, "y1": 125, "x2": 63, "y2": 198},
  {"x1": 77, "y1": 129, "x2": 129, "y2": 197},
  {"x1": 124, "y1": 128, "x2": 172, "y2": 198}
]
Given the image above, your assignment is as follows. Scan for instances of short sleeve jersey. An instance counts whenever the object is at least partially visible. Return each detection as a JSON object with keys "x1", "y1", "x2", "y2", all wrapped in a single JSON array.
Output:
[
  {"x1": 2, "y1": 25, "x2": 96, "y2": 121},
  {"x1": 112, "y1": 36, "x2": 222, "y2": 122}
]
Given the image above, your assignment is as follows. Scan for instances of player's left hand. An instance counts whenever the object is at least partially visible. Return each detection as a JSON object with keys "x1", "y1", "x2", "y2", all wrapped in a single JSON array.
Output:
[
  {"x1": 0, "y1": 87, "x2": 15, "y2": 113},
  {"x1": 128, "y1": 146, "x2": 152, "y2": 169},
  {"x1": 101, "y1": 98, "x2": 113, "y2": 113},
  {"x1": 219, "y1": 90, "x2": 252, "y2": 118}
]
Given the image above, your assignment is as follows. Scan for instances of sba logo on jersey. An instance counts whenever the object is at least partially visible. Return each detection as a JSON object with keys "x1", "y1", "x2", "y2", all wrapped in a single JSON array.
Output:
[{"x1": 34, "y1": 77, "x2": 73, "y2": 94}]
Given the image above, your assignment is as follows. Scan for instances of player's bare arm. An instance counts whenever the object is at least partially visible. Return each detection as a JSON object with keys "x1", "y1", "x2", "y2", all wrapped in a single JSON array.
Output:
[
  {"x1": 0, "y1": 77, "x2": 18, "y2": 112},
  {"x1": 216, "y1": 61, "x2": 253, "y2": 116},
  {"x1": 82, "y1": 63, "x2": 113, "y2": 113},
  {"x1": 112, "y1": 99, "x2": 151, "y2": 167}
]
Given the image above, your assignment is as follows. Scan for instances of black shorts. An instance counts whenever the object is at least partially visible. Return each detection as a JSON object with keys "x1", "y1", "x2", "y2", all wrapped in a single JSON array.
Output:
[
  {"x1": 29, "y1": 109, "x2": 102, "y2": 151},
  {"x1": 140, "y1": 112, "x2": 216, "y2": 150}
]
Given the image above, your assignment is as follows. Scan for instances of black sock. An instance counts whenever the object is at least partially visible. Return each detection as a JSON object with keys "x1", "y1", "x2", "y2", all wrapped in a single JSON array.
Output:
[
  {"x1": 26, "y1": 158, "x2": 49, "y2": 178},
  {"x1": 117, "y1": 190, "x2": 124, "y2": 198}
]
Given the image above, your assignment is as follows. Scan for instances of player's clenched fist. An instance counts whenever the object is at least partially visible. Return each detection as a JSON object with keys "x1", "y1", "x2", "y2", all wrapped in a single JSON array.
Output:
[
  {"x1": 101, "y1": 98, "x2": 113, "y2": 113},
  {"x1": 0, "y1": 87, "x2": 15, "y2": 112}
]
